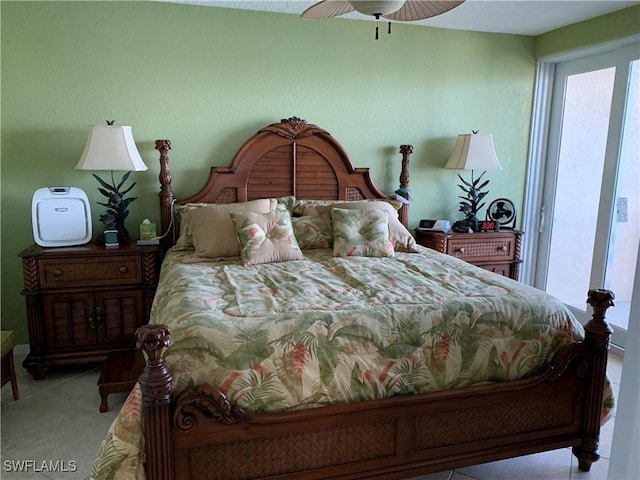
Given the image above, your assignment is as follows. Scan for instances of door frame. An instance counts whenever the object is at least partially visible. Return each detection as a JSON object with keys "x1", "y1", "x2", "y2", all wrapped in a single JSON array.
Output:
[{"x1": 521, "y1": 34, "x2": 640, "y2": 353}]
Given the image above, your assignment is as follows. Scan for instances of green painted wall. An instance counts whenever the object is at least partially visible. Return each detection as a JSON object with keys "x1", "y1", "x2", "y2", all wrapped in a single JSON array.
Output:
[
  {"x1": 1, "y1": 1, "x2": 634, "y2": 345},
  {"x1": 535, "y1": 5, "x2": 640, "y2": 59}
]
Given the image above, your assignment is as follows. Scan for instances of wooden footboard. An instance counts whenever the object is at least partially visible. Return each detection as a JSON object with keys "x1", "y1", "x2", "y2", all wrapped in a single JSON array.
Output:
[{"x1": 136, "y1": 289, "x2": 614, "y2": 480}]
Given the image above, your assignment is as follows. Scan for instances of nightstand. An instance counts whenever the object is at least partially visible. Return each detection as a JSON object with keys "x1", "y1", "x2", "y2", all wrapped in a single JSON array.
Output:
[
  {"x1": 19, "y1": 243, "x2": 160, "y2": 379},
  {"x1": 415, "y1": 229, "x2": 523, "y2": 281}
]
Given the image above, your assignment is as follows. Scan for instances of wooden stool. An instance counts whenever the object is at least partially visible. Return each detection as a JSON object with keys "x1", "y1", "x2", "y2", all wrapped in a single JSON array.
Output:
[
  {"x1": 97, "y1": 349, "x2": 145, "y2": 412},
  {"x1": 1, "y1": 330, "x2": 19, "y2": 400}
]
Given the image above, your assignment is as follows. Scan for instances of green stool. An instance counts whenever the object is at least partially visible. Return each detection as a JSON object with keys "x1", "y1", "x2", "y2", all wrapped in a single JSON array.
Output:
[{"x1": 1, "y1": 330, "x2": 19, "y2": 400}]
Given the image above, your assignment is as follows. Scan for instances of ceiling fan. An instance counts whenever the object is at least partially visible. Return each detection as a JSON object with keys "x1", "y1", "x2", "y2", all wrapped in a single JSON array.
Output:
[{"x1": 301, "y1": 0, "x2": 465, "y2": 38}]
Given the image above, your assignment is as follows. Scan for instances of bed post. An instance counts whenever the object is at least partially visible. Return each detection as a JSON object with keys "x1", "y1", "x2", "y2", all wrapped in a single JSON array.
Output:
[
  {"x1": 136, "y1": 324, "x2": 174, "y2": 480},
  {"x1": 155, "y1": 140, "x2": 175, "y2": 252},
  {"x1": 396, "y1": 144, "x2": 413, "y2": 227},
  {"x1": 572, "y1": 288, "x2": 615, "y2": 472}
]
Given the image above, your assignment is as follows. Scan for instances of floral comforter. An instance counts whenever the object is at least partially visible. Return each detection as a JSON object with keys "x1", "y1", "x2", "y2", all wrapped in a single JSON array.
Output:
[{"x1": 91, "y1": 246, "x2": 614, "y2": 480}]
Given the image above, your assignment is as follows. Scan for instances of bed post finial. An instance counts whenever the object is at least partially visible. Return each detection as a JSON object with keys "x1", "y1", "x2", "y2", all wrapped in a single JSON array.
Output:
[
  {"x1": 136, "y1": 324, "x2": 174, "y2": 480},
  {"x1": 396, "y1": 145, "x2": 413, "y2": 227},
  {"x1": 155, "y1": 140, "x2": 174, "y2": 252},
  {"x1": 572, "y1": 288, "x2": 614, "y2": 472}
]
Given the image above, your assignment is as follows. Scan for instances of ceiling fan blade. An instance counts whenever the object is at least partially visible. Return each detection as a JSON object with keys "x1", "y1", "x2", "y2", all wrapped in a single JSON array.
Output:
[
  {"x1": 301, "y1": 1, "x2": 355, "y2": 20},
  {"x1": 383, "y1": 0, "x2": 465, "y2": 21}
]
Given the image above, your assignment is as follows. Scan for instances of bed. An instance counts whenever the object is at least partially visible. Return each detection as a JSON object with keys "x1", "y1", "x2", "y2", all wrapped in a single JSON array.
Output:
[{"x1": 91, "y1": 117, "x2": 615, "y2": 480}]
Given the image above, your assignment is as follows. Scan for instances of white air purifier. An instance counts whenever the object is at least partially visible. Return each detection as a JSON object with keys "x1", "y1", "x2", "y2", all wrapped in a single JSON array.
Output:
[{"x1": 32, "y1": 187, "x2": 92, "y2": 247}]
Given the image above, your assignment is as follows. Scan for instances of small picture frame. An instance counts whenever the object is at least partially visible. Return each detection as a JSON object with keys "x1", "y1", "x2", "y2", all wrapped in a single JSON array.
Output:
[{"x1": 104, "y1": 229, "x2": 119, "y2": 248}]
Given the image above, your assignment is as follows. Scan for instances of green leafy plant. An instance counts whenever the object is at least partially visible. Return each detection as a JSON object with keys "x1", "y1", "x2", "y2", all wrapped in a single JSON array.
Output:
[
  {"x1": 453, "y1": 171, "x2": 490, "y2": 232},
  {"x1": 93, "y1": 171, "x2": 138, "y2": 243}
]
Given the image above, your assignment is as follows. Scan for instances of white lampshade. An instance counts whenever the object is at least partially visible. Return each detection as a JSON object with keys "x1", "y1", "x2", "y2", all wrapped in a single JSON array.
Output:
[
  {"x1": 75, "y1": 124, "x2": 147, "y2": 172},
  {"x1": 444, "y1": 133, "x2": 502, "y2": 171}
]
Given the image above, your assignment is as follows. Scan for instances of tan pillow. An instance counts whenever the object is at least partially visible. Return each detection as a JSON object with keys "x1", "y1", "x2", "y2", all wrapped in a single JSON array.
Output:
[
  {"x1": 231, "y1": 209, "x2": 304, "y2": 266},
  {"x1": 173, "y1": 203, "x2": 211, "y2": 250},
  {"x1": 316, "y1": 201, "x2": 418, "y2": 253},
  {"x1": 183, "y1": 198, "x2": 277, "y2": 259}
]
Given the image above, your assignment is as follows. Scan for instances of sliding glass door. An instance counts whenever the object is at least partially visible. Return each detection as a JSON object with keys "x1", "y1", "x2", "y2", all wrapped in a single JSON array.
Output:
[{"x1": 534, "y1": 43, "x2": 639, "y2": 349}]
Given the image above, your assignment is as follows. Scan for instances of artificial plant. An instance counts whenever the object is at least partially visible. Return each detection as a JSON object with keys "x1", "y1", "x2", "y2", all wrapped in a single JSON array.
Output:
[
  {"x1": 94, "y1": 171, "x2": 138, "y2": 244},
  {"x1": 452, "y1": 171, "x2": 490, "y2": 233}
]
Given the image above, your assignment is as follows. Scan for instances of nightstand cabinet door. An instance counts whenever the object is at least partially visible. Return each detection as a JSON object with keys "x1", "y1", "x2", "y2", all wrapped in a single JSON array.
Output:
[
  {"x1": 43, "y1": 293, "x2": 96, "y2": 349},
  {"x1": 19, "y1": 243, "x2": 160, "y2": 379},
  {"x1": 95, "y1": 291, "x2": 145, "y2": 345},
  {"x1": 415, "y1": 230, "x2": 523, "y2": 281}
]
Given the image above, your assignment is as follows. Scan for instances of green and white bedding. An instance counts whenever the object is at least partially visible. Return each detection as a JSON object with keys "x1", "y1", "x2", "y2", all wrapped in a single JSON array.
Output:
[{"x1": 91, "y1": 246, "x2": 614, "y2": 480}]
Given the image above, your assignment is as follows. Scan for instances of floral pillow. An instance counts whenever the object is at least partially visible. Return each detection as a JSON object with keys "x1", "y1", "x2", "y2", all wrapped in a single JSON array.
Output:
[
  {"x1": 331, "y1": 208, "x2": 395, "y2": 258},
  {"x1": 231, "y1": 209, "x2": 304, "y2": 266},
  {"x1": 316, "y1": 201, "x2": 418, "y2": 253},
  {"x1": 291, "y1": 215, "x2": 333, "y2": 249}
]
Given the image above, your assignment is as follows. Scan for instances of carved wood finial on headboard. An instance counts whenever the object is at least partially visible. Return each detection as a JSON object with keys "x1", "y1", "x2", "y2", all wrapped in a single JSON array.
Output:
[
  {"x1": 261, "y1": 116, "x2": 327, "y2": 140},
  {"x1": 155, "y1": 140, "x2": 174, "y2": 251},
  {"x1": 399, "y1": 145, "x2": 413, "y2": 191},
  {"x1": 396, "y1": 145, "x2": 413, "y2": 226}
]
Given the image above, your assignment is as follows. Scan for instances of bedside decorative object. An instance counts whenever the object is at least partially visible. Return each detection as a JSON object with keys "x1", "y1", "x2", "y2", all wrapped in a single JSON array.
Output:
[
  {"x1": 418, "y1": 219, "x2": 451, "y2": 232},
  {"x1": 139, "y1": 218, "x2": 157, "y2": 240},
  {"x1": 75, "y1": 121, "x2": 148, "y2": 245},
  {"x1": 415, "y1": 229, "x2": 523, "y2": 280},
  {"x1": 444, "y1": 131, "x2": 502, "y2": 233},
  {"x1": 18, "y1": 243, "x2": 160, "y2": 379},
  {"x1": 31, "y1": 187, "x2": 92, "y2": 247},
  {"x1": 478, "y1": 220, "x2": 500, "y2": 232},
  {"x1": 487, "y1": 198, "x2": 517, "y2": 230},
  {"x1": 103, "y1": 229, "x2": 119, "y2": 248}
]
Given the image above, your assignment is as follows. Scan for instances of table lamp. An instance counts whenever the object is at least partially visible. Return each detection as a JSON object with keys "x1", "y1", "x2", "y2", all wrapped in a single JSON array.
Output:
[
  {"x1": 75, "y1": 121, "x2": 147, "y2": 244},
  {"x1": 444, "y1": 131, "x2": 502, "y2": 232}
]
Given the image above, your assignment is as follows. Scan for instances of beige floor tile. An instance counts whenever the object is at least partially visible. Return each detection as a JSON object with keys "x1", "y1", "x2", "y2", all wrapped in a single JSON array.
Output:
[
  {"x1": 451, "y1": 473, "x2": 480, "y2": 480},
  {"x1": 407, "y1": 469, "x2": 453, "y2": 479},
  {"x1": 456, "y1": 448, "x2": 573, "y2": 480},
  {"x1": 570, "y1": 455, "x2": 609, "y2": 480}
]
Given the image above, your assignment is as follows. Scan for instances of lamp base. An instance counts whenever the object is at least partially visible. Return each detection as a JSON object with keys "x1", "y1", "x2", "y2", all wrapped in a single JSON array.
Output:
[{"x1": 452, "y1": 217, "x2": 479, "y2": 233}]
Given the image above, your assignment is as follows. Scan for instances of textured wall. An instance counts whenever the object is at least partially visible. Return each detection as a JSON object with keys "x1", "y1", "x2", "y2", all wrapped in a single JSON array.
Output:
[{"x1": 0, "y1": 0, "x2": 540, "y2": 343}]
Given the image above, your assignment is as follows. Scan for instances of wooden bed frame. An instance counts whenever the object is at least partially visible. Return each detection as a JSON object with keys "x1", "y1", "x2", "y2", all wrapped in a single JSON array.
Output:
[{"x1": 136, "y1": 117, "x2": 614, "y2": 480}]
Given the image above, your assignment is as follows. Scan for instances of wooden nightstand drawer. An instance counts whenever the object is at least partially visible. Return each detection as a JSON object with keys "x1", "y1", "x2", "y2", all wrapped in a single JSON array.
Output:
[
  {"x1": 415, "y1": 229, "x2": 523, "y2": 281},
  {"x1": 448, "y1": 237, "x2": 515, "y2": 262},
  {"x1": 477, "y1": 262, "x2": 511, "y2": 277},
  {"x1": 39, "y1": 256, "x2": 142, "y2": 288}
]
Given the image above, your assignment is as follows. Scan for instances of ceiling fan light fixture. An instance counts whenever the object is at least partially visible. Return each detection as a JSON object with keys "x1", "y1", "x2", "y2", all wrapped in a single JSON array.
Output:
[{"x1": 352, "y1": 0, "x2": 405, "y2": 16}]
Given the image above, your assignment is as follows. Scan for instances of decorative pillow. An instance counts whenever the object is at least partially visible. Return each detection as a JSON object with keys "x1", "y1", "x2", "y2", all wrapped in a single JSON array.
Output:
[
  {"x1": 316, "y1": 201, "x2": 418, "y2": 253},
  {"x1": 291, "y1": 215, "x2": 333, "y2": 249},
  {"x1": 231, "y1": 209, "x2": 304, "y2": 266},
  {"x1": 331, "y1": 208, "x2": 395, "y2": 258},
  {"x1": 182, "y1": 198, "x2": 277, "y2": 259},
  {"x1": 276, "y1": 196, "x2": 296, "y2": 214},
  {"x1": 293, "y1": 198, "x2": 402, "y2": 217}
]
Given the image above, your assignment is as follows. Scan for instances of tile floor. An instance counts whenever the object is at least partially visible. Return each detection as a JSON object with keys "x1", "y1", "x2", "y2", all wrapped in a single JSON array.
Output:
[{"x1": 0, "y1": 349, "x2": 624, "y2": 480}]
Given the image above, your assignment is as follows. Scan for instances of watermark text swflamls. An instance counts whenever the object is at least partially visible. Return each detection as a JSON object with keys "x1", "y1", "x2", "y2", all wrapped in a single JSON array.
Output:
[{"x1": 3, "y1": 459, "x2": 78, "y2": 473}]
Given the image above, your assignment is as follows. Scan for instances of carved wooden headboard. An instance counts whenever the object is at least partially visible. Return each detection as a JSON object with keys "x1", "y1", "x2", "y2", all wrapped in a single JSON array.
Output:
[{"x1": 155, "y1": 117, "x2": 412, "y2": 252}]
